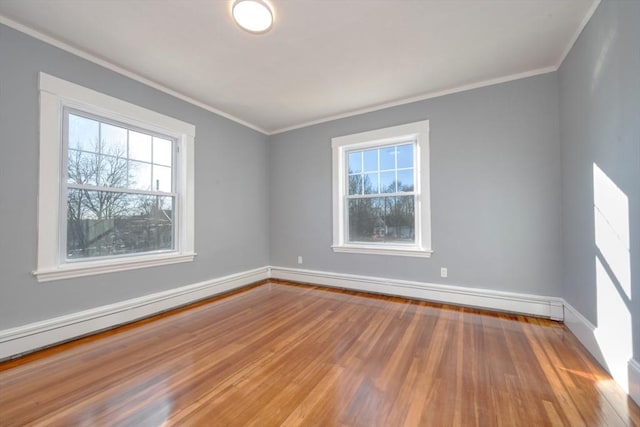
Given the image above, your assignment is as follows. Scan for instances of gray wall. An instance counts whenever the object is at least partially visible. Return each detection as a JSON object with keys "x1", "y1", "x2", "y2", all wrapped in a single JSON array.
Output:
[
  {"x1": 268, "y1": 73, "x2": 563, "y2": 297},
  {"x1": 0, "y1": 23, "x2": 270, "y2": 329},
  {"x1": 559, "y1": 0, "x2": 640, "y2": 361}
]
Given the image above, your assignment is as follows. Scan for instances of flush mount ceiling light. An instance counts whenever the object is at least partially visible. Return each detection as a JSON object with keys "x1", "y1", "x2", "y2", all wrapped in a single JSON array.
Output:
[{"x1": 232, "y1": 0, "x2": 274, "y2": 34}]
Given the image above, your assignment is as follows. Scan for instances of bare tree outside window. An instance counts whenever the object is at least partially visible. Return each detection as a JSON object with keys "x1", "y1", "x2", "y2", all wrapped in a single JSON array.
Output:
[
  {"x1": 346, "y1": 144, "x2": 415, "y2": 243},
  {"x1": 65, "y1": 114, "x2": 175, "y2": 260}
]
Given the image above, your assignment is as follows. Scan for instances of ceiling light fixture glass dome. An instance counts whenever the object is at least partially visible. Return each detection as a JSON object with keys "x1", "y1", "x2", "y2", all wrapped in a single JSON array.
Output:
[{"x1": 232, "y1": 0, "x2": 274, "y2": 34}]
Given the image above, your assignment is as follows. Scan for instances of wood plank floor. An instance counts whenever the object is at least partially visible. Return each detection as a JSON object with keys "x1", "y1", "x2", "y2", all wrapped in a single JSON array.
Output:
[{"x1": 1, "y1": 281, "x2": 639, "y2": 426}]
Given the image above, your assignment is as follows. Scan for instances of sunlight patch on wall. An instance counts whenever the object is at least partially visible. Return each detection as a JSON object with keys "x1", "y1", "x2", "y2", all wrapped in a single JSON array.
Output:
[
  {"x1": 593, "y1": 163, "x2": 632, "y2": 392},
  {"x1": 593, "y1": 163, "x2": 631, "y2": 298},
  {"x1": 595, "y1": 256, "x2": 632, "y2": 391}
]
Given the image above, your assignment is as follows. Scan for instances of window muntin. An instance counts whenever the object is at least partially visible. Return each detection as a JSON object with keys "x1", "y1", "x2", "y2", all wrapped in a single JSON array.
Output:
[
  {"x1": 331, "y1": 120, "x2": 431, "y2": 257},
  {"x1": 346, "y1": 143, "x2": 416, "y2": 244},
  {"x1": 64, "y1": 109, "x2": 177, "y2": 261}
]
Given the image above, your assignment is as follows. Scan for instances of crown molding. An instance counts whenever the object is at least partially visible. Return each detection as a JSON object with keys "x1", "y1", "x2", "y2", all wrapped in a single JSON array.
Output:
[
  {"x1": 0, "y1": 14, "x2": 269, "y2": 135},
  {"x1": 554, "y1": 0, "x2": 601, "y2": 70},
  {"x1": 1, "y1": 1, "x2": 600, "y2": 136},
  {"x1": 269, "y1": 66, "x2": 556, "y2": 135}
]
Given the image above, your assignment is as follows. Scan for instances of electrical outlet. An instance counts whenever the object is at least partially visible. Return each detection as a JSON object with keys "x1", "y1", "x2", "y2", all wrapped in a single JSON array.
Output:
[
  {"x1": 297, "y1": 256, "x2": 303, "y2": 265},
  {"x1": 440, "y1": 267, "x2": 448, "y2": 278}
]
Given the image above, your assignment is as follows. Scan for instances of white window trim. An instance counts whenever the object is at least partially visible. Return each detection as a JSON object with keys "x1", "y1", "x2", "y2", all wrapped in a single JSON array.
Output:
[
  {"x1": 34, "y1": 73, "x2": 196, "y2": 282},
  {"x1": 331, "y1": 120, "x2": 432, "y2": 257}
]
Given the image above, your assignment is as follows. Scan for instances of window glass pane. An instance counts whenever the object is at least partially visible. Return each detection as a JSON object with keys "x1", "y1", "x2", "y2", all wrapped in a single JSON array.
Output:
[
  {"x1": 348, "y1": 151, "x2": 362, "y2": 174},
  {"x1": 384, "y1": 196, "x2": 415, "y2": 242},
  {"x1": 128, "y1": 161, "x2": 152, "y2": 190},
  {"x1": 68, "y1": 114, "x2": 99, "y2": 152},
  {"x1": 153, "y1": 165, "x2": 172, "y2": 192},
  {"x1": 348, "y1": 198, "x2": 385, "y2": 243},
  {"x1": 380, "y1": 146, "x2": 395, "y2": 170},
  {"x1": 66, "y1": 189, "x2": 174, "y2": 259},
  {"x1": 101, "y1": 123, "x2": 127, "y2": 157},
  {"x1": 397, "y1": 169, "x2": 414, "y2": 192},
  {"x1": 363, "y1": 172, "x2": 379, "y2": 194},
  {"x1": 397, "y1": 143, "x2": 414, "y2": 169},
  {"x1": 363, "y1": 149, "x2": 378, "y2": 172},
  {"x1": 348, "y1": 174, "x2": 362, "y2": 195},
  {"x1": 129, "y1": 131, "x2": 152, "y2": 162},
  {"x1": 97, "y1": 155, "x2": 129, "y2": 188},
  {"x1": 380, "y1": 171, "x2": 396, "y2": 193},
  {"x1": 67, "y1": 149, "x2": 99, "y2": 186},
  {"x1": 348, "y1": 196, "x2": 414, "y2": 243},
  {"x1": 153, "y1": 137, "x2": 173, "y2": 166}
]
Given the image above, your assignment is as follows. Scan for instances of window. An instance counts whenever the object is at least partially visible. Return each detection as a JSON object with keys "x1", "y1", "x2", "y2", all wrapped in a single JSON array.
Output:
[
  {"x1": 35, "y1": 73, "x2": 195, "y2": 281},
  {"x1": 65, "y1": 110, "x2": 176, "y2": 259},
  {"x1": 332, "y1": 120, "x2": 432, "y2": 257}
]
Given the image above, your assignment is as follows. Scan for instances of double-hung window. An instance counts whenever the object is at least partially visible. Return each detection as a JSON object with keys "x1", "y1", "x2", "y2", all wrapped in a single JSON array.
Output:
[
  {"x1": 35, "y1": 73, "x2": 195, "y2": 281},
  {"x1": 64, "y1": 109, "x2": 176, "y2": 259},
  {"x1": 331, "y1": 120, "x2": 432, "y2": 257}
]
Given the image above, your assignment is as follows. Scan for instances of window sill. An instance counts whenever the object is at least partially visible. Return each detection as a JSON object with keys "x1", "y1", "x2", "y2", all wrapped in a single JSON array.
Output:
[
  {"x1": 33, "y1": 252, "x2": 197, "y2": 282},
  {"x1": 331, "y1": 245, "x2": 432, "y2": 258}
]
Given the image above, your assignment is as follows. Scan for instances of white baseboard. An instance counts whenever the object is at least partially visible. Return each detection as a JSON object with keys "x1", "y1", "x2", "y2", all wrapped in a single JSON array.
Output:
[
  {"x1": 563, "y1": 302, "x2": 640, "y2": 406},
  {"x1": 0, "y1": 266, "x2": 269, "y2": 361},
  {"x1": 629, "y1": 359, "x2": 640, "y2": 406},
  {"x1": 270, "y1": 266, "x2": 640, "y2": 406},
  {"x1": 269, "y1": 266, "x2": 565, "y2": 320},
  {"x1": 2, "y1": 263, "x2": 637, "y2": 407},
  {"x1": 562, "y1": 302, "x2": 609, "y2": 369}
]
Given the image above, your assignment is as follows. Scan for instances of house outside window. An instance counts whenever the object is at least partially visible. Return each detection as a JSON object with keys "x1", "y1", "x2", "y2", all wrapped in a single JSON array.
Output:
[
  {"x1": 331, "y1": 120, "x2": 432, "y2": 257},
  {"x1": 35, "y1": 73, "x2": 196, "y2": 282}
]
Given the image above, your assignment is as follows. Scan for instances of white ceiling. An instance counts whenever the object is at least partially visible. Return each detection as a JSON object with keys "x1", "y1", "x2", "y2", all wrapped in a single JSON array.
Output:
[{"x1": 0, "y1": 0, "x2": 598, "y2": 134}]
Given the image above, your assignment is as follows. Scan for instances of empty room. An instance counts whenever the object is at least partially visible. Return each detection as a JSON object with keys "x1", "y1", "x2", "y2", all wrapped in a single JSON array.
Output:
[{"x1": 0, "y1": 0, "x2": 639, "y2": 425}]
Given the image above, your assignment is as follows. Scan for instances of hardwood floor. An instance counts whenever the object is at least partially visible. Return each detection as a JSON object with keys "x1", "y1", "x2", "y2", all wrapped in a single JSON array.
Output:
[{"x1": 1, "y1": 281, "x2": 638, "y2": 426}]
